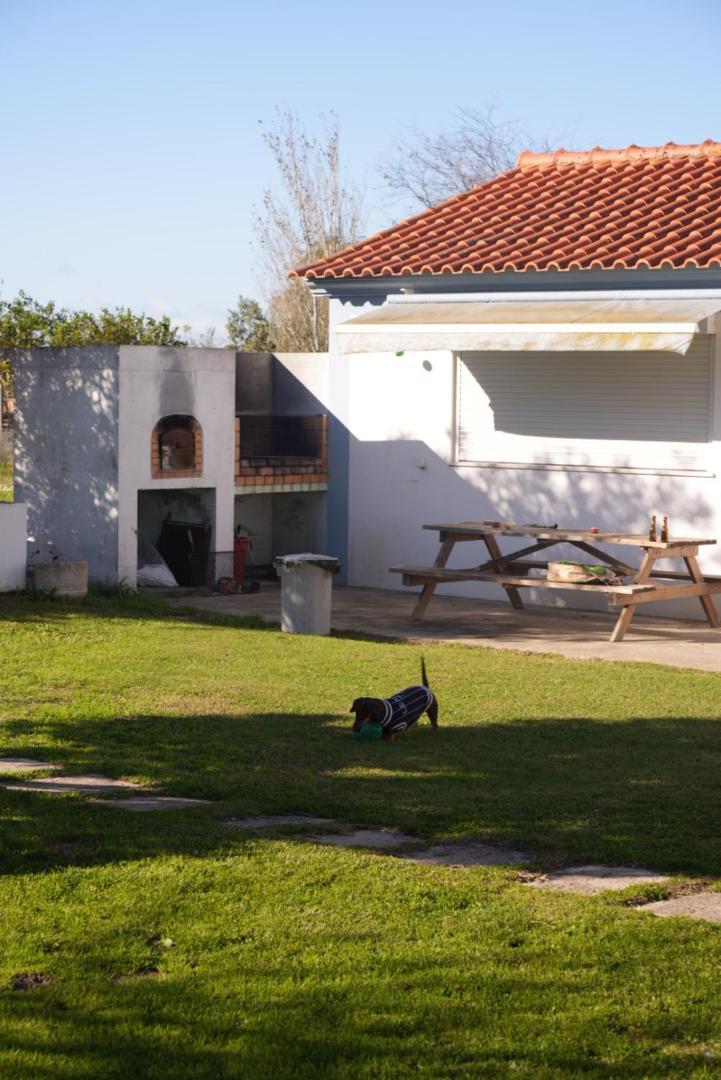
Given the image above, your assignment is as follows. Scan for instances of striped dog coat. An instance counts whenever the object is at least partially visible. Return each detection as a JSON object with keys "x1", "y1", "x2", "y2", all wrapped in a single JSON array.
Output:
[{"x1": 379, "y1": 685, "x2": 435, "y2": 736}]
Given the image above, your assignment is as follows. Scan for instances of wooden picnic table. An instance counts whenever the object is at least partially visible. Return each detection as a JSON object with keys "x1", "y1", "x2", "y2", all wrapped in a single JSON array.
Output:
[{"x1": 389, "y1": 521, "x2": 721, "y2": 642}]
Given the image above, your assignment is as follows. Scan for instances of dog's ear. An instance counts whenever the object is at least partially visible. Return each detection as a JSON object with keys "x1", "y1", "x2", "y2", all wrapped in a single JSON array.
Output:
[{"x1": 349, "y1": 699, "x2": 360, "y2": 713}]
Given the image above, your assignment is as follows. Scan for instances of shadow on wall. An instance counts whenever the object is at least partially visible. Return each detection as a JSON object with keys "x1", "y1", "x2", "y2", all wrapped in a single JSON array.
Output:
[
  {"x1": 346, "y1": 430, "x2": 717, "y2": 618},
  {"x1": 11, "y1": 347, "x2": 119, "y2": 582}
]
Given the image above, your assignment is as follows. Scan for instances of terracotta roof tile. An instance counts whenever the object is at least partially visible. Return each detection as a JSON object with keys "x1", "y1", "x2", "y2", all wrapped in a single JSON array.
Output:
[{"x1": 293, "y1": 141, "x2": 721, "y2": 280}]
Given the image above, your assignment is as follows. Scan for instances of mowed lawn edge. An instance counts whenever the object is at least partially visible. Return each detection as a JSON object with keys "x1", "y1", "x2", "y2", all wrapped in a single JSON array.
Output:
[{"x1": 2, "y1": 593, "x2": 721, "y2": 1076}]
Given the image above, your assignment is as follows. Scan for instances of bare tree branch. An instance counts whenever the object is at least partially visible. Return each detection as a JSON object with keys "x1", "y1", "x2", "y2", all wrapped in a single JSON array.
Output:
[
  {"x1": 383, "y1": 105, "x2": 527, "y2": 209},
  {"x1": 254, "y1": 109, "x2": 365, "y2": 351}
]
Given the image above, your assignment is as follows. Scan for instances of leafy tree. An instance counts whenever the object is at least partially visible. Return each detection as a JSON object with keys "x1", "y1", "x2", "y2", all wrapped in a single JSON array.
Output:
[
  {"x1": 225, "y1": 295, "x2": 274, "y2": 350},
  {"x1": 254, "y1": 110, "x2": 364, "y2": 352},
  {"x1": 0, "y1": 291, "x2": 189, "y2": 397},
  {"x1": 0, "y1": 292, "x2": 188, "y2": 348}
]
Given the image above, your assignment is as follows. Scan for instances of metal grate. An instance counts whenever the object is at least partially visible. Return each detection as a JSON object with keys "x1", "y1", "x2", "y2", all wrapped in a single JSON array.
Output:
[
  {"x1": 207, "y1": 550, "x2": 235, "y2": 589},
  {"x1": 238, "y1": 415, "x2": 325, "y2": 459}
]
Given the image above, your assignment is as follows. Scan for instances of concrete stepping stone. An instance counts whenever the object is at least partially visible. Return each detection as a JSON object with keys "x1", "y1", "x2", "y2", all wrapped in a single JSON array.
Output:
[
  {"x1": 309, "y1": 828, "x2": 416, "y2": 849},
  {"x1": 638, "y1": 892, "x2": 721, "y2": 922},
  {"x1": 224, "y1": 813, "x2": 334, "y2": 829},
  {"x1": 0, "y1": 758, "x2": 60, "y2": 774},
  {"x1": 3, "y1": 774, "x2": 146, "y2": 795},
  {"x1": 527, "y1": 865, "x2": 668, "y2": 895},
  {"x1": 94, "y1": 796, "x2": 212, "y2": 811},
  {"x1": 401, "y1": 841, "x2": 529, "y2": 867}
]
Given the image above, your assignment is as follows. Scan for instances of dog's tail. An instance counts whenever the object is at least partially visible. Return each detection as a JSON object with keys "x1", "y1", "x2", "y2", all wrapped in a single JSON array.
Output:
[{"x1": 421, "y1": 655, "x2": 429, "y2": 688}]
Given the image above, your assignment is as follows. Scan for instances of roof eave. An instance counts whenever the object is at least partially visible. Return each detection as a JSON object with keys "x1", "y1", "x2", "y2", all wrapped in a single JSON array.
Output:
[{"x1": 305, "y1": 266, "x2": 721, "y2": 302}]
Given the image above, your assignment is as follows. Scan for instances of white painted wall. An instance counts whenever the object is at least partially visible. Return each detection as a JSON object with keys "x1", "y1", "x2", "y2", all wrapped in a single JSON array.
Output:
[
  {"x1": 13, "y1": 346, "x2": 119, "y2": 582},
  {"x1": 0, "y1": 502, "x2": 27, "y2": 591},
  {"x1": 274, "y1": 352, "x2": 329, "y2": 412},
  {"x1": 117, "y1": 347, "x2": 236, "y2": 585},
  {"x1": 338, "y1": 330, "x2": 721, "y2": 620}
]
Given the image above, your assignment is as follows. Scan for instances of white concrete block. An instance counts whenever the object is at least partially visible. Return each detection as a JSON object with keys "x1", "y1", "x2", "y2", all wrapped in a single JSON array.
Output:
[{"x1": 0, "y1": 503, "x2": 27, "y2": 591}]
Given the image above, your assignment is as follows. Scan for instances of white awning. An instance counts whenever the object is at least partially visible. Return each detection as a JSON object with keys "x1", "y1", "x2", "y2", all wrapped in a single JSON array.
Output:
[{"x1": 335, "y1": 297, "x2": 721, "y2": 355}]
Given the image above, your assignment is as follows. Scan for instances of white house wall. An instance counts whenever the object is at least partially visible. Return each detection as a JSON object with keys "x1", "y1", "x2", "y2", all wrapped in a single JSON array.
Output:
[
  {"x1": 118, "y1": 347, "x2": 236, "y2": 585},
  {"x1": 341, "y1": 342, "x2": 721, "y2": 620}
]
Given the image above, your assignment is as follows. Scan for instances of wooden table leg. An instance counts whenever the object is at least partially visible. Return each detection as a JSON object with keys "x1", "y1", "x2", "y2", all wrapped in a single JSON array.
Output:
[
  {"x1": 610, "y1": 550, "x2": 656, "y2": 642},
  {"x1": 684, "y1": 554, "x2": 721, "y2": 628},
  {"x1": 411, "y1": 536, "x2": 456, "y2": 620},
  {"x1": 483, "y1": 534, "x2": 524, "y2": 610}
]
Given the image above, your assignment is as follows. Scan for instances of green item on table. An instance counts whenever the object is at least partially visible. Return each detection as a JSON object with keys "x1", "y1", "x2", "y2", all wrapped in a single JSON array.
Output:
[
  {"x1": 353, "y1": 722, "x2": 384, "y2": 741},
  {"x1": 558, "y1": 561, "x2": 610, "y2": 577}
]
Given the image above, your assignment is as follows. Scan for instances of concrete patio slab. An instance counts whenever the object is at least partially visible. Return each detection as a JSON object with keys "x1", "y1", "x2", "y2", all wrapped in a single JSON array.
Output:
[
  {"x1": 638, "y1": 892, "x2": 721, "y2": 922},
  {"x1": 94, "y1": 796, "x2": 212, "y2": 811},
  {"x1": 223, "y1": 813, "x2": 334, "y2": 829},
  {"x1": 0, "y1": 758, "x2": 60, "y2": 774},
  {"x1": 308, "y1": 828, "x2": 416, "y2": 849},
  {"x1": 168, "y1": 584, "x2": 721, "y2": 672},
  {"x1": 3, "y1": 774, "x2": 147, "y2": 795},
  {"x1": 400, "y1": 841, "x2": 529, "y2": 867},
  {"x1": 528, "y1": 865, "x2": 669, "y2": 895}
]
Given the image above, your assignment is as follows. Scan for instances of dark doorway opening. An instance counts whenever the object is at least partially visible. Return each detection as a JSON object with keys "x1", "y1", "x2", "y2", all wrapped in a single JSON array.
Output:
[{"x1": 156, "y1": 516, "x2": 212, "y2": 587}]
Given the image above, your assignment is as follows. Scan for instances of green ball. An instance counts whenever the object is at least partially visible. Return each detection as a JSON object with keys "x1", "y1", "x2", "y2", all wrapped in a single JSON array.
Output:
[{"x1": 353, "y1": 722, "x2": 384, "y2": 741}]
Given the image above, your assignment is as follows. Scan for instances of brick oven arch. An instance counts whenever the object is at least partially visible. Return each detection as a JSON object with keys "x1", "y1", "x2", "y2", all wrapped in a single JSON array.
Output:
[{"x1": 151, "y1": 415, "x2": 203, "y2": 479}]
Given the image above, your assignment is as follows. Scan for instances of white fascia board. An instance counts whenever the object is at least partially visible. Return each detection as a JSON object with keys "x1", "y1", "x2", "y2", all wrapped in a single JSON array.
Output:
[{"x1": 389, "y1": 288, "x2": 721, "y2": 303}]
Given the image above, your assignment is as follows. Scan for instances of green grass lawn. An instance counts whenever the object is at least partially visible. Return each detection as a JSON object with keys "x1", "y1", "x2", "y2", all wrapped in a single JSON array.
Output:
[
  {"x1": 0, "y1": 457, "x2": 12, "y2": 501},
  {"x1": 2, "y1": 592, "x2": 721, "y2": 1077}
]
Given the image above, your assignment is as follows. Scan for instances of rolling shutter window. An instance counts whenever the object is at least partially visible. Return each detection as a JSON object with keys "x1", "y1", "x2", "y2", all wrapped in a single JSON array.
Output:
[{"x1": 456, "y1": 338, "x2": 713, "y2": 472}]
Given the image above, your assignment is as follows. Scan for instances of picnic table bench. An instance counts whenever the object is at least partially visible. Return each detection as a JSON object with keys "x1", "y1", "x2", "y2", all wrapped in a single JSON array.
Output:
[{"x1": 389, "y1": 521, "x2": 721, "y2": 642}]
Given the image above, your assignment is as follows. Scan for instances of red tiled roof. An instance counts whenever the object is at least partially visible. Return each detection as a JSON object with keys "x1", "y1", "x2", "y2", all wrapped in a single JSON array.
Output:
[{"x1": 292, "y1": 141, "x2": 721, "y2": 279}]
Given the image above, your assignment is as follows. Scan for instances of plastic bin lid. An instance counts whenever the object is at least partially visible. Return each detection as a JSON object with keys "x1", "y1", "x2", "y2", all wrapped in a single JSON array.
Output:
[{"x1": 273, "y1": 553, "x2": 341, "y2": 573}]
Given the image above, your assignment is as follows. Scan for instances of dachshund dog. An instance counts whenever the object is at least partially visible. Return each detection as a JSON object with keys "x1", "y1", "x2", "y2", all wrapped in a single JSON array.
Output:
[{"x1": 350, "y1": 658, "x2": 438, "y2": 741}]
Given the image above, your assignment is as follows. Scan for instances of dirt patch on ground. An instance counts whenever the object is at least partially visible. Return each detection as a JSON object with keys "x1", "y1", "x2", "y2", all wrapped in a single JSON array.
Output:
[
  {"x1": 11, "y1": 972, "x2": 53, "y2": 991},
  {"x1": 113, "y1": 967, "x2": 165, "y2": 983}
]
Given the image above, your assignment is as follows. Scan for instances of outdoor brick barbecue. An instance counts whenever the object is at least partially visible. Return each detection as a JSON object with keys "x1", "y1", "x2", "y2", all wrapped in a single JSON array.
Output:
[{"x1": 234, "y1": 414, "x2": 328, "y2": 491}]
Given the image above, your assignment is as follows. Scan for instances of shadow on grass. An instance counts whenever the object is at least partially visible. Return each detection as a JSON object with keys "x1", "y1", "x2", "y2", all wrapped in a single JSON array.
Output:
[
  {"x1": 3, "y1": 708, "x2": 721, "y2": 878},
  {"x1": 0, "y1": 962, "x2": 711, "y2": 1080},
  {"x1": 0, "y1": 590, "x2": 277, "y2": 632},
  {"x1": 0, "y1": 592, "x2": 410, "y2": 645}
]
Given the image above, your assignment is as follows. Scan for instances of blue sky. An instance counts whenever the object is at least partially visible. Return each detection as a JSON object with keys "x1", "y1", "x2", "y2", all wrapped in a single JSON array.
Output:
[{"x1": 2, "y1": 0, "x2": 720, "y2": 337}]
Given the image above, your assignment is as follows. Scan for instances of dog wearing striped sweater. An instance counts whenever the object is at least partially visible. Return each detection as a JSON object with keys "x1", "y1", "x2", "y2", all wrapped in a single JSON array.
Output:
[{"x1": 349, "y1": 658, "x2": 439, "y2": 741}]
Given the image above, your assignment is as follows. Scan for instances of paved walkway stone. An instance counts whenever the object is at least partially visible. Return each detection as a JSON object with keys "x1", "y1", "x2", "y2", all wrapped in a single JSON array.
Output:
[
  {"x1": 3, "y1": 774, "x2": 146, "y2": 795},
  {"x1": 0, "y1": 758, "x2": 60, "y2": 774},
  {"x1": 94, "y1": 796, "x2": 212, "y2": 811},
  {"x1": 638, "y1": 892, "x2": 721, "y2": 921},
  {"x1": 309, "y1": 828, "x2": 416, "y2": 849},
  {"x1": 224, "y1": 813, "x2": 334, "y2": 829},
  {"x1": 2, "y1": 770, "x2": 214, "y2": 811},
  {"x1": 401, "y1": 841, "x2": 529, "y2": 867},
  {"x1": 527, "y1": 865, "x2": 669, "y2": 895}
]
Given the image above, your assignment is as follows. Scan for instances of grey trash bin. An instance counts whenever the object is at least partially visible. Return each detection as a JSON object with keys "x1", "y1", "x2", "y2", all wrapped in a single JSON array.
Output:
[{"x1": 273, "y1": 553, "x2": 341, "y2": 636}]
